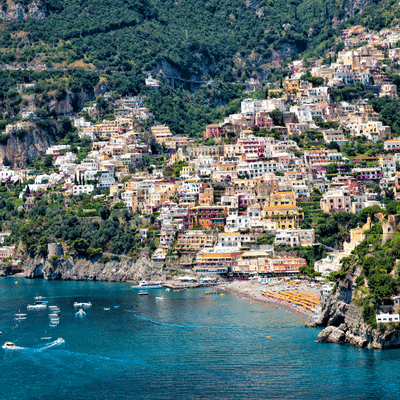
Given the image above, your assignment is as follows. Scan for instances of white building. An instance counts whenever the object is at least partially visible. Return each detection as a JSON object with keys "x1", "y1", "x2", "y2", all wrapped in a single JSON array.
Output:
[
  {"x1": 45, "y1": 145, "x2": 70, "y2": 155},
  {"x1": 237, "y1": 161, "x2": 281, "y2": 179},
  {"x1": 72, "y1": 185, "x2": 94, "y2": 195},
  {"x1": 376, "y1": 313, "x2": 400, "y2": 323},
  {"x1": 274, "y1": 229, "x2": 315, "y2": 247}
]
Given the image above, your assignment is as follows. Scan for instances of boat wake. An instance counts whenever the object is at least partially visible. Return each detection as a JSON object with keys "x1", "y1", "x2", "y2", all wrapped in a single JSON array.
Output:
[
  {"x1": 35, "y1": 338, "x2": 65, "y2": 352},
  {"x1": 134, "y1": 315, "x2": 300, "y2": 330},
  {"x1": 3, "y1": 338, "x2": 65, "y2": 353}
]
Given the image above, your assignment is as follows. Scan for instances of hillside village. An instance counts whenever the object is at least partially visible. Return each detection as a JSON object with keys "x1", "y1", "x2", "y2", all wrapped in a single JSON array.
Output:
[{"x1": 3, "y1": 26, "x2": 400, "y2": 283}]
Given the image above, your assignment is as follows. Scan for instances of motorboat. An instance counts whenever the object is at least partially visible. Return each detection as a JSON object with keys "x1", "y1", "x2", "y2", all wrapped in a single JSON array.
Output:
[
  {"x1": 73, "y1": 302, "x2": 92, "y2": 308},
  {"x1": 2, "y1": 341, "x2": 23, "y2": 350},
  {"x1": 165, "y1": 288, "x2": 170, "y2": 292},
  {"x1": 138, "y1": 292, "x2": 149, "y2": 296},
  {"x1": 48, "y1": 306, "x2": 60, "y2": 311},
  {"x1": 27, "y1": 303, "x2": 47, "y2": 310},
  {"x1": 35, "y1": 295, "x2": 45, "y2": 300},
  {"x1": 131, "y1": 281, "x2": 164, "y2": 290},
  {"x1": 54, "y1": 337, "x2": 65, "y2": 345},
  {"x1": 75, "y1": 308, "x2": 86, "y2": 318},
  {"x1": 34, "y1": 300, "x2": 48, "y2": 305},
  {"x1": 104, "y1": 307, "x2": 110, "y2": 311},
  {"x1": 156, "y1": 297, "x2": 164, "y2": 300}
]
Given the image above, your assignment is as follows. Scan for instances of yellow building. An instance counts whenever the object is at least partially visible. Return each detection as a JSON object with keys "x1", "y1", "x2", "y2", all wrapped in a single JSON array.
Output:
[
  {"x1": 151, "y1": 125, "x2": 173, "y2": 146},
  {"x1": 181, "y1": 165, "x2": 195, "y2": 178},
  {"x1": 170, "y1": 148, "x2": 184, "y2": 163},
  {"x1": 176, "y1": 230, "x2": 217, "y2": 250},
  {"x1": 199, "y1": 186, "x2": 214, "y2": 206},
  {"x1": 283, "y1": 78, "x2": 300, "y2": 92},
  {"x1": 233, "y1": 250, "x2": 272, "y2": 275},
  {"x1": 261, "y1": 191, "x2": 303, "y2": 229},
  {"x1": 149, "y1": 192, "x2": 168, "y2": 207}
]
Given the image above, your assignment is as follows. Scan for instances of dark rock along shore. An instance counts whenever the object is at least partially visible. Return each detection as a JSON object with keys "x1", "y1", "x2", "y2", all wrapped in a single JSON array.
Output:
[
  {"x1": 2, "y1": 255, "x2": 164, "y2": 283},
  {"x1": 308, "y1": 266, "x2": 400, "y2": 349}
]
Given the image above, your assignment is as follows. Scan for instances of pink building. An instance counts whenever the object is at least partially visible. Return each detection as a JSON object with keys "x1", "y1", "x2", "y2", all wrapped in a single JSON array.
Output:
[{"x1": 255, "y1": 112, "x2": 273, "y2": 128}]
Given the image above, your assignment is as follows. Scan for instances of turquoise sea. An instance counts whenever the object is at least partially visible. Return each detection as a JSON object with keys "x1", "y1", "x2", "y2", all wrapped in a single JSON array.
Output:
[{"x1": 1, "y1": 277, "x2": 400, "y2": 400}]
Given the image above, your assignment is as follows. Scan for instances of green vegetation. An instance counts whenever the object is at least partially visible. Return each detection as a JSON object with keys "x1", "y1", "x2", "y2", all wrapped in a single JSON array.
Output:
[
  {"x1": 0, "y1": 185, "x2": 160, "y2": 259},
  {"x1": 0, "y1": 0, "x2": 366, "y2": 82}
]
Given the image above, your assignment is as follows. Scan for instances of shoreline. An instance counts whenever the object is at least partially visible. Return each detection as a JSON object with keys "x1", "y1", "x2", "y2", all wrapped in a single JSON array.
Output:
[{"x1": 218, "y1": 280, "x2": 320, "y2": 319}]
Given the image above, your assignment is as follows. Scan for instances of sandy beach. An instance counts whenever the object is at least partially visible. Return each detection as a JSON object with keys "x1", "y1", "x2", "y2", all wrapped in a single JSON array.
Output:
[{"x1": 218, "y1": 279, "x2": 322, "y2": 319}]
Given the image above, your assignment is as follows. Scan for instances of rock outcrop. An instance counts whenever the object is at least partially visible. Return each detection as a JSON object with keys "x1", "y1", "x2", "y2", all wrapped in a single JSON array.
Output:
[
  {"x1": 49, "y1": 90, "x2": 94, "y2": 115},
  {"x1": 0, "y1": 2, "x2": 48, "y2": 22},
  {"x1": 23, "y1": 255, "x2": 164, "y2": 282},
  {"x1": 309, "y1": 265, "x2": 400, "y2": 349},
  {"x1": 0, "y1": 127, "x2": 54, "y2": 168}
]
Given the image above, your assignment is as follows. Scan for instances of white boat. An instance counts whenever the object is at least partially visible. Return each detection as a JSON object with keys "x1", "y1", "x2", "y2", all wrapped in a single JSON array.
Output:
[
  {"x1": 138, "y1": 291, "x2": 149, "y2": 296},
  {"x1": 75, "y1": 309, "x2": 86, "y2": 318},
  {"x1": 15, "y1": 316, "x2": 27, "y2": 321},
  {"x1": 2, "y1": 341, "x2": 24, "y2": 350},
  {"x1": 15, "y1": 313, "x2": 27, "y2": 317},
  {"x1": 73, "y1": 302, "x2": 92, "y2": 308},
  {"x1": 156, "y1": 297, "x2": 164, "y2": 300},
  {"x1": 48, "y1": 306, "x2": 60, "y2": 311},
  {"x1": 54, "y1": 337, "x2": 65, "y2": 345},
  {"x1": 165, "y1": 288, "x2": 170, "y2": 292},
  {"x1": 35, "y1": 295, "x2": 45, "y2": 300},
  {"x1": 131, "y1": 281, "x2": 164, "y2": 290},
  {"x1": 27, "y1": 304, "x2": 47, "y2": 310},
  {"x1": 104, "y1": 307, "x2": 110, "y2": 311}
]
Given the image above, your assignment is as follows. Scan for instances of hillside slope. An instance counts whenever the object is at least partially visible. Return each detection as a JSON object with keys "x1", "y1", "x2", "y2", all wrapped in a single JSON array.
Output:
[{"x1": 0, "y1": 0, "x2": 381, "y2": 81}]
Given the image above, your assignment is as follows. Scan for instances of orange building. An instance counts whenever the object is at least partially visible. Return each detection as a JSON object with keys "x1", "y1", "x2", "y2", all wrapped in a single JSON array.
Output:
[{"x1": 203, "y1": 124, "x2": 223, "y2": 140}]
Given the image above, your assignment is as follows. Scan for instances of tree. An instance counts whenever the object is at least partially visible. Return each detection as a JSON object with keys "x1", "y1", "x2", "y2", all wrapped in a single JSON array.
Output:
[
  {"x1": 325, "y1": 163, "x2": 338, "y2": 175},
  {"x1": 100, "y1": 206, "x2": 110, "y2": 220},
  {"x1": 373, "y1": 185, "x2": 382, "y2": 196},
  {"x1": 72, "y1": 238, "x2": 90, "y2": 255},
  {"x1": 270, "y1": 109, "x2": 283, "y2": 126},
  {"x1": 327, "y1": 141, "x2": 340, "y2": 152}
]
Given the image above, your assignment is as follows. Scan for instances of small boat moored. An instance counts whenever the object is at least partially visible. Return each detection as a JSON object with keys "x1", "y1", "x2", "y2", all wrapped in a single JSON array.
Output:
[
  {"x1": 73, "y1": 302, "x2": 92, "y2": 308},
  {"x1": 27, "y1": 304, "x2": 47, "y2": 310},
  {"x1": 138, "y1": 292, "x2": 149, "y2": 296}
]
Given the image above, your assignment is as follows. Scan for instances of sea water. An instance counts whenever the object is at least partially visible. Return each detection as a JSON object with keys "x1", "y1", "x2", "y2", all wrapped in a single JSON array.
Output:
[{"x1": 1, "y1": 277, "x2": 399, "y2": 400}]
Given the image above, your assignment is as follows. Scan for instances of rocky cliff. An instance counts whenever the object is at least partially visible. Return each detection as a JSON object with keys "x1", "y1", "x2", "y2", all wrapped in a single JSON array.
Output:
[
  {"x1": 309, "y1": 265, "x2": 400, "y2": 349},
  {"x1": 49, "y1": 90, "x2": 94, "y2": 115},
  {"x1": 23, "y1": 255, "x2": 164, "y2": 282},
  {"x1": 0, "y1": 126, "x2": 54, "y2": 168},
  {"x1": 0, "y1": 2, "x2": 48, "y2": 22}
]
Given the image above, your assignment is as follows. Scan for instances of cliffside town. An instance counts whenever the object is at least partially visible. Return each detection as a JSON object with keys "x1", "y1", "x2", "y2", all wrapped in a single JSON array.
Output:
[{"x1": 2, "y1": 24, "x2": 400, "y2": 346}]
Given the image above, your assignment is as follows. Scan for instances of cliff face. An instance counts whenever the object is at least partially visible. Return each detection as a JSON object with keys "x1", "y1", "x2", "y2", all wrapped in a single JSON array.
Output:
[
  {"x1": 332, "y1": 0, "x2": 371, "y2": 28},
  {"x1": 311, "y1": 266, "x2": 400, "y2": 349},
  {"x1": 23, "y1": 256, "x2": 164, "y2": 282},
  {"x1": 49, "y1": 90, "x2": 94, "y2": 115},
  {"x1": 0, "y1": 127, "x2": 54, "y2": 168}
]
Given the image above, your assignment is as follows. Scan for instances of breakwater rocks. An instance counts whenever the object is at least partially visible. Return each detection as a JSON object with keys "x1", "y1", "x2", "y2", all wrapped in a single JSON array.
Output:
[
  {"x1": 23, "y1": 255, "x2": 163, "y2": 282},
  {"x1": 308, "y1": 265, "x2": 400, "y2": 349}
]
